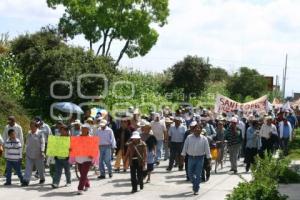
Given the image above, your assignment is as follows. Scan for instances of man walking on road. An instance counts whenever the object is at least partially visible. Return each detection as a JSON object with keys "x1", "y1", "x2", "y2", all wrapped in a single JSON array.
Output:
[
  {"x1": 151, "y1": 113, "x2": 167, "y2": 165},
  {"x1": 225, "y1": 117, "x2": 242, "y2": 174},
  {"x1": 167, "y1": 117, "x2": 186, "y2": 171},
  {"x1": 181, "y1": 122, "x2": 211, "y2": 195},
  {"x1": 96, "y1": 119, "x2": 116, "y2": 179},
  {"x1": 2, "y1": 116, "x2": 24, "y2": 147}
]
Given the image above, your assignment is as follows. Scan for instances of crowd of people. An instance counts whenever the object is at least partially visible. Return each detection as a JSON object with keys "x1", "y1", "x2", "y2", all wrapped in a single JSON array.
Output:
[{"x1": 0, "y1": 105, "x2": 298, "y2": 195}]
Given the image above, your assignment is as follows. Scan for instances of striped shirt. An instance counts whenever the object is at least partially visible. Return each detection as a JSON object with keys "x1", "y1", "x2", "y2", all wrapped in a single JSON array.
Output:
[
  {"x1": 4, "y1": 138, "x2": 22, "y2": 161},
  {"x1": 225, "y1": 127, "x2": 242, "y2": 146}
]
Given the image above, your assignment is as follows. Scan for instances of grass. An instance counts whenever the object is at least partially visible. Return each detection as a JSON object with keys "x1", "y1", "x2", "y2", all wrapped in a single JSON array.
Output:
[{"x1": 287, "y1": 128, "x2": 300, "y2": 160}]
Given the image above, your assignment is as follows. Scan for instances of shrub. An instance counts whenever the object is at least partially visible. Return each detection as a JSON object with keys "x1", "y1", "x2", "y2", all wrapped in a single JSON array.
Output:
[{"x1": 226, "y1": 154, "x2": 290, "y2": 200}]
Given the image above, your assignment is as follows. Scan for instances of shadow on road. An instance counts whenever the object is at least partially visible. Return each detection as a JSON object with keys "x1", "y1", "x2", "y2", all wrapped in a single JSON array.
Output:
[
  {"x1": 101, "y1": 191, "x2": 132, "y2": 196},
  {"x1": 41, "y1": 191, "x2": 76, "y2": 197},
  {"x1": 164, "y1": 179, "x2": 189, "y2": 185},
  {"x1": 164, "y1": 174, "x2": 185, "y2": 179},
  {"x1": 160, "y1": 191, "x2": 194, "y2": 198}
]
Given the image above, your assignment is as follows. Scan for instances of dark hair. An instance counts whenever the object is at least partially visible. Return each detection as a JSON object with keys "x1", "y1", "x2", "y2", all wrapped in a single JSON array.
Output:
[
  {"x1": 30, "y1": 120, "x2": 39, "y2": 128},
  {"x1": 8, "y1": 129, "x2": 15, "y2": 136},
  {"x1": 60, "y1": 125, "x2": 69, "y2": 131}
]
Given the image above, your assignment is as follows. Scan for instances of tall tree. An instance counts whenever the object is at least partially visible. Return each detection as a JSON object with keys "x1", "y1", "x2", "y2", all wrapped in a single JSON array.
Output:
[
  {"x1": 209, "y1": 67, "x2": 229, "y2": 82},
  {"x1": 226, "y1": 67, "x2": 268, "y2": 102},
  {"x1": 47, "y1": 0, "x2": 169, "y2": 65},
  {"x1": 11, "y1": 27, "x2": 116, "y2": 117},
  {"x1": 165, "y1": 55, "x2": 211, "y2": 102}
]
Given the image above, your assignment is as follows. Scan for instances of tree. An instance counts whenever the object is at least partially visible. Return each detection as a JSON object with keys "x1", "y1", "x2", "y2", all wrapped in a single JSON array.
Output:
[
  {"x1": 209, "y1": 67, "x2": 229, "y2": 82},
  {"x1": 46, "y1": 0, "x2": 169, "y2": 65},
  {"x1": 165, "y1": 55, "x2": 211, "y2": 102},
  {"x1": 226, "y1": 67, "x2": 268, "y2": 102},
  {"x1": 11, "y1": 27, "x2": 116, "y2": 118}
]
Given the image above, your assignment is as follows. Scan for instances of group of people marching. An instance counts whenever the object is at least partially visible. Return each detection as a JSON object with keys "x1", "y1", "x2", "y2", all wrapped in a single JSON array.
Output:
[{"x1": 0, "y1": 105, "x2": 298, "y2": 195}]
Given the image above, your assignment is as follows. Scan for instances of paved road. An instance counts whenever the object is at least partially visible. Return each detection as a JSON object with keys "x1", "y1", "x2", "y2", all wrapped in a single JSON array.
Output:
[{"x1": 0, "y1": 160, "x2": 251, "y2": 200}]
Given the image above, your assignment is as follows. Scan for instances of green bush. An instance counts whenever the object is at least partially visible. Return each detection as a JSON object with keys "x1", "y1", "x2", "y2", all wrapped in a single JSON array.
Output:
[
  {"x1": 227, "y1": 180, "x2": 287, "y2": 200},
  {"x1": 278, "y1": 167, "x2": 300, "y2": 184},
  {"x1": 227, "y1": 155, "x2": 290, "y2": 200}
]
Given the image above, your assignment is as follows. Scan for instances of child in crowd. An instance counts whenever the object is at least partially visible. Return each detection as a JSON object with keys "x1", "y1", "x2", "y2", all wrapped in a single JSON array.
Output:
[{"x1": 4, "y1": 129, "x2": 23, "y2": 185}]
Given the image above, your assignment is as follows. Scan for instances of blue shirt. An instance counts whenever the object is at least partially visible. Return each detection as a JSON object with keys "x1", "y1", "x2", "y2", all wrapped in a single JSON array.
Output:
[
  {"x1": 168, "y1": 125, "x2": 187, "y2": 143},
  {"x1": 283, "y1": 124, "x2": 290, "y2": 138},
  {"x1": 287, "y1": 115, "x2": 296, "y2": 128},
  {"x1": 246, "y1": 127, "x2": 261, "y2": 149}
]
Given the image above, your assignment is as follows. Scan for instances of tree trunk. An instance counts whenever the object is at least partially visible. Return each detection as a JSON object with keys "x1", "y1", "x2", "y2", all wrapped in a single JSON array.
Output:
[
  {"x1": 101, "y1": 29, "x2": 109, "y2": 56},
  {"x1": 115, "y1": 40, "x2": 129, "y2": 66},
  {"x1": 105, "y1": 36, "x2": 114, "y2": 56},
  {"x1": 89, "y1": 40, "x2": 93, "y2": 51}
]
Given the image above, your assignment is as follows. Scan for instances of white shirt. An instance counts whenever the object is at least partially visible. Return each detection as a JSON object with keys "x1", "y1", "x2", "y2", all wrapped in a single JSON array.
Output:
[
  {"x1": 259, "y1": 123, "x2": 277, "y2": 139},
  {"x1": 238, "y1": 121, "x2": 246, "y2": 139},
  {"x1": 151, "y1": 120, "x2": 166, "y2": 140},
  {"x1": 75, "y1": 156, "x2": 92, "y2": 164},
  {"x1": 95, "y1": 126, "x2": 116, "y2": 148},
  {"x1": 39, "y1": 123, "x2": 52, "y2": 143},
  {"x1": 2, "y1": 123, "x2": 24, "y2": 146},
  {"x1": 279, "y1": 121, "x2": 293, "y2": 141},
  {"x1": 181, "y1": 134, "x2": 211, "y2": 158},
  {"x1": 0, "y1": 135, "x2": 3, "y2": 145}
]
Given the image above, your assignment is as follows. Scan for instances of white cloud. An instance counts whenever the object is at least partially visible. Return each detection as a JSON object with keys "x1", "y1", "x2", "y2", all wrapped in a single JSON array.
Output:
[{"x1": 0, "y1": 0, "x2": 63, "y2": 21}]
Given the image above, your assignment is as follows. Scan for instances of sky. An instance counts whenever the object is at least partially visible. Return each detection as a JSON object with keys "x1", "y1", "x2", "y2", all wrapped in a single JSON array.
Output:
[{"x1": 1, "y1": 0, "x2": 300, "y2": 97}]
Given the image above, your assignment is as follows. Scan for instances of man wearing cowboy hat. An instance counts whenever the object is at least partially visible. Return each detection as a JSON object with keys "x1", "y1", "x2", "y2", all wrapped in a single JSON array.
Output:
[
  {"x1": 225, "y1": 117, "x2": 242, "y2": 174},
  {"x1": 166, "y1": 117, "x2": 186, "y2": 171},
  {"x1": 96, "y1": 119, "x2": 116, "y2": 179},
  {"x1": 71, "y1": 119, "x2": 82, "y2": 136},
  {"x1": 183, "y1": 121, "x2": 198, "y2": 181}
]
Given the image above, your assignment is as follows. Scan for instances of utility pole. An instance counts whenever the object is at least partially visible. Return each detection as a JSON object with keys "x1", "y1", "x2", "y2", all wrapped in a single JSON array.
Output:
[{"x1": 282, "y1": 54, "x2": 288, "y2": 99}]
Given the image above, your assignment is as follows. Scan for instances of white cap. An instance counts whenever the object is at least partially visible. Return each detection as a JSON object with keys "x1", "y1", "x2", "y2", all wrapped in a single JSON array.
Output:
[
  {"x1": 190, "y1": 121, "x2": 197, "y2": 127},
  {"x1": 99, "y1": 119, "x2": 107, "y2": 127},
  {"x1": 154, "y1": 113, "x2": 160, "y2": 118},
  {"x1": 174, "y1": 116, "x2": 182, "y2": 121},
  {"x1": 137, "y1": 120, "x2": 150, "y2": 127},
  {"x1": 72, "y1": 119, "x2": 82, "y2": 125},
  {"x1": 231, "y1": 117, "x2": 238, "y2": 123},
  {"x1": 81, "y1": 123, "x2": 90, "y2": 129},
  {"x1": 131, "y1": 131, "x2": 141, "y2": 139}
]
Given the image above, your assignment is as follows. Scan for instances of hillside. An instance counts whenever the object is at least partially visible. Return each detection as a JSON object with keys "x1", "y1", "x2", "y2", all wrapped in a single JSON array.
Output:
[{"x1": 0, "y1": 92, "x2": 31, "y2": 174}]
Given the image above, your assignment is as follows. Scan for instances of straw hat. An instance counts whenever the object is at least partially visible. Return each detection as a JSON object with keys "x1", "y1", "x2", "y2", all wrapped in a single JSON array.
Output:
[{"x1": 99, "y1": 119, "x2": 107, "y2": 127}]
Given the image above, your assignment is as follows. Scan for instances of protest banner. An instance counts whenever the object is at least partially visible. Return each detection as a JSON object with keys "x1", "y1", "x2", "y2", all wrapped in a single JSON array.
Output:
[
  {"x1": 214, "y1": 94, "x2": 268, "y2": 115},
  {"x1": 70, "y1": 136, "x2": 99, "y2": 157},
  {"x1": 47, "y1": 135, "x2": 70, "y2": 157}
]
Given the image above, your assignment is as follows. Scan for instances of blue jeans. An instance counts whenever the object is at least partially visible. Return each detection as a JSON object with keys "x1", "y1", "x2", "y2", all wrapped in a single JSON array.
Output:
[
  {"x1": 53, "y1": 158, "x2": 71, "y2": 185},
  {"x1": 5, "y1": 160, "x2": 23, "y2": 184},
  {"x1": 99, "y1": 145, "x2": 112, "y2": 176},
  {"x1": 155, "y1": 140, "x2": 164, "y2": 162},
  {"x1": 188, "y1": 156, "x2": 204, "y2": 193}
]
